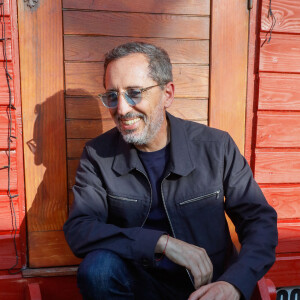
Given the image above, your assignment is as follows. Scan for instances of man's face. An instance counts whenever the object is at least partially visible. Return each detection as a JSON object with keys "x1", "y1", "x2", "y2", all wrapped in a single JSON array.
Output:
[{"x1": 105, "y1": 53, "x2": 169, "y2": 149}]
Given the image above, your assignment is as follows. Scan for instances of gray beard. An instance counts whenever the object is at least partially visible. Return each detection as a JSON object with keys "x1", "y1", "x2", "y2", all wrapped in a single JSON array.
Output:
[{"x1": 116, "y1": 102, "x2": 165, "y2": 146}]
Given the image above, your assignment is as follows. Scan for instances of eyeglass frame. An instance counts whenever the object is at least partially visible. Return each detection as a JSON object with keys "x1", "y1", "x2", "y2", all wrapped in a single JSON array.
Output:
[{"x1": 98, "y1": 83, "x2": 165, "y2": 108}]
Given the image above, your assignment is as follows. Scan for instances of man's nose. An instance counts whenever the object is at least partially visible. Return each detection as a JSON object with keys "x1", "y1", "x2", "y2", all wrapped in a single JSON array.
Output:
[{"x1": 116, "y1": 92, "x2": 132, "y2": 116}]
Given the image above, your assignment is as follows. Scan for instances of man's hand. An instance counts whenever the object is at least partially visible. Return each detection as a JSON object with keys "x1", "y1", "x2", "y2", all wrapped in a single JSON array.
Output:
[
  {"x1": 155, "y1": 235, "x2": 213, "y2": 289},
  {"x1": 188, "y1": 281, "x2": 241, "y2": 300}
]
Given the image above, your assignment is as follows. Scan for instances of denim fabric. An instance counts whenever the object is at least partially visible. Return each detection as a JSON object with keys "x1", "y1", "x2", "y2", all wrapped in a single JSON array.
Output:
[{"x1": 77, "y1": 249, "x2": 194, "y2": 300}]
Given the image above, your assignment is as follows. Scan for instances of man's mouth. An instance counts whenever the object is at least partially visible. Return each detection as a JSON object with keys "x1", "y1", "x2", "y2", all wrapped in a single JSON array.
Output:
[{"x1": 122, "y1": 118, "x2": 140, "y2": 125}]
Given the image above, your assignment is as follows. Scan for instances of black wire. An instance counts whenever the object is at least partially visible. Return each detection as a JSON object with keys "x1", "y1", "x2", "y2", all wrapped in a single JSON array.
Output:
[
  {"x1": 261, "y1": 0, "x2": 276, "y2": 47},
  {"x1": 0, "y1": 0, "x2": 22, "y2": 274}
]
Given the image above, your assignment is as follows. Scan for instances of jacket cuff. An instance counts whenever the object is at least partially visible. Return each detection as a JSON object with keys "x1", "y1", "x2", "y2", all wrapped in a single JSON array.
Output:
[
  {"x1": 216, "y1": 262, "x2": 258, "y2": 300},
  {"x1": 131, "y1": 228, "x2": 166, "y2": 267}
]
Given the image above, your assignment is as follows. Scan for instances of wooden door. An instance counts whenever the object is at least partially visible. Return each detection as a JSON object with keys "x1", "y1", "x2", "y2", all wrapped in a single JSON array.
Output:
[{"x1": 17, "y1": 0, "x2": 250, "y2": 267}]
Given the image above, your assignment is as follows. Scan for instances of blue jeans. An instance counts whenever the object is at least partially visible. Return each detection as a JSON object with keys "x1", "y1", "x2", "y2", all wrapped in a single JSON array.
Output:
[{"x1": 77, "y1": 250, "x2": 194, "y2": 300}]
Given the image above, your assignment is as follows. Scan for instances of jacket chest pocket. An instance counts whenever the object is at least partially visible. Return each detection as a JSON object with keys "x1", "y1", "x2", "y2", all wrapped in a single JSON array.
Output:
[
  {"x1": 179, "y1": 190, "x2": 221, "y2": 206},
  {"x1": 107, "y1": 194, "x2": 144, "y2": 227}
]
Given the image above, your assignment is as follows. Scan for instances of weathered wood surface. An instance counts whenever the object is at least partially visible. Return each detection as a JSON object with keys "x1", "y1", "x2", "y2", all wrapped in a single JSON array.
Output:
[
  {"x1": 0, "y1": 62, "x2": 14, "y2": 105},
  {"x1": 255, "y1": 150, "x2": 300, "y2": 184},
  {"x1": 68, "y1": 160, "x2": 79, "y2": 189},
  {"x1": 260, "y1": 34, "x2": 300, "y2": 73},
  {"x1": 28, "y1": 231, "x2": 81, "y2": 268},
  {"x1": 66, "y1": 97, "x2": 208, "y2": 120},
  {"x1": 261, "y1": 0, "x2": 300, "y2": 34},
  {"x1": 0, "y1": 234, "x2": 21, "y2": 269},
  {"x1": 22, "y1": 266, "x2": 78, "y2": 278},
  {"x1": 0, "y1": 17, "x2": 11, "y2": 36},
  {"x1": 0, "y1": 195, "x2": 19, "y2": 231},
  {"x1": 0, "y1": 109, "x2": 16, "y2": 149},
  {"x1": 18, "y1": 0, "x2": 69, "y2": 267},
  {"x1": 0, "y1": 39, "x2": 12, "y2": 61},
  {"x1": 257, "y1": 113, "x2": 300, "y2": 148},
  {"x1": 64, "y1": 11, "x2": 209, "y2": 39},
  {"x1": 65, "y1": 63, "x2": 209, "y2": 98},
  {"x1": 0, "y1": 150, "x2": 17, "y2": 191},
  {"x1": 261, "y1": 186, "x2": 300, "y2": 219},
  {"x1": 63, "y1": 0, "x2": 210, "y2": 15},
  {"x1": 1, "y1": 0, "x2": 10, "y2": 16},
  {"x1": 258, "y1": 73, "x2": 300, "y2": 111},
  {"x1": 64, "y1": 36, "x2": 209, "y2": 64},
  {"x1": 67, "y1": 139, "x2": 90, "y2": 159},
  {"x1": 276, "y1": 221, "x2": 300, "y2": 253},
  {"x1": 209, "y1": 0, "x2": 249, "y2": 154}
]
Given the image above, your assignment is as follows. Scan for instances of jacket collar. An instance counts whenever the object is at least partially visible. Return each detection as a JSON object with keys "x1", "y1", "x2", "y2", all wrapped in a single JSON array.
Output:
[{"x1": 112, "y1": 112, "x2": 195, "y2": 176}]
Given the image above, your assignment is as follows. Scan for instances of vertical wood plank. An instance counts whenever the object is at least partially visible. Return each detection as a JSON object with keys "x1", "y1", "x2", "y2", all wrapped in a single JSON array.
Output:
[
  {"x1": 210, "y1": 1, "x2": 249, "y2": 154},
  {"x1": 17, "y1": 0, "x2": 74, "y2": 267}
]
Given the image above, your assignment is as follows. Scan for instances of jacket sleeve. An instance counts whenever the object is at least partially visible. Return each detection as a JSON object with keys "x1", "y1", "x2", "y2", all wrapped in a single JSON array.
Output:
[
  {"x1": 63, "y1": 146, "x2": 164, "y2": 266},
  {"x1": 217, "y1": 133, "x2": 278, "y2": 300}
]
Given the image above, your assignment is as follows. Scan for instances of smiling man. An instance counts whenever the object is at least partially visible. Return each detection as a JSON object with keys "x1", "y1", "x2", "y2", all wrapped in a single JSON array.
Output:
[{"x1": 63, "y1": 42, "x2": 278, "y2": 300}]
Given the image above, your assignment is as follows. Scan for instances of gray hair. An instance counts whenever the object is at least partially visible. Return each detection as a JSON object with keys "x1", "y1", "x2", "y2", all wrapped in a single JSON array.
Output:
[{"x1": 103, "y1": 42, "x2": 173, "y2": 88}]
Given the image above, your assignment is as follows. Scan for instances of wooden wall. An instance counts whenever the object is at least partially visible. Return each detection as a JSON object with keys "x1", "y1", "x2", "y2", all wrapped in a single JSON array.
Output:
[
  {"x1": 62, "y1": 0, "x2": 210, "y2": 206},
  {"x1": 246, "y1": 0, "x2": 300, "y2": 287},
  {"x1": 0, "y1": 0, "x2": 25, "y2": 270}
]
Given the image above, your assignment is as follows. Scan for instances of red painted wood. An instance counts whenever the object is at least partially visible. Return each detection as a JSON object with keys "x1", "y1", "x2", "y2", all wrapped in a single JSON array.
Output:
[
  {"x1": 260, "y1": 34, "x2": 300, "y2": 73},
  {"x1": 0, "y1": 62, "x2": 14, "y2": 105},
  {"x1": 63, "y1": 0, "x2": 210, "y2": 15},
  {"x1": 0, "y1": 234, "x2": 21, "y2": 270},
  {"x1": 256, "y1": 277, "x2": 276, "y2": 300},
  {"x1": 257, "y1": 112, "x2": 300, "y2": 148},
  {"x1": 1, "y1": 0, "x2": 11, "y2": 16},
  {"x1": 259, "y1": 73, "x2": 300, "y2": 111},
  {"x1": 0, "y1": 150, "x2": 17, "y2": 191},
  {"x1": 261, "y1": 0, "x2": 300, "y2": 34},
  {"x1": 26, "y1": 283, "x2": 42, "y2": 300},
  {"x1": 276, "y1": 220, "x2": 300, "y2": 253},
  {"x1": 0, "y1": 108, "x2": 16, "y2": 150},
  {"x1": 261, "y1": 185, "x2": 300, "y2": 220},
  {"x1": 0, "y1": 195, "x2": 20, "y2": 231},
  {"x1": 267, "y1": 254, "x2": 300, "y2": 287},
  {"x1": 0, "y1": 16, "x2": 11, "y2": 36},
  {"x1": 63, "y1": 11, "x2": 209, "y2": 39},
  {"x1": 255, "y1": 150, "x2": 300, "y2": 184},
  {"x1": 0, "y1": 39, "x2": 12, "y2": 61}
]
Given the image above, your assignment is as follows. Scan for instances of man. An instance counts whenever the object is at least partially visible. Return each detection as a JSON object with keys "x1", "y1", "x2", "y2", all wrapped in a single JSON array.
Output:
[{"x1": 63, "y1": 42, "x2": 277, "y2": 300}]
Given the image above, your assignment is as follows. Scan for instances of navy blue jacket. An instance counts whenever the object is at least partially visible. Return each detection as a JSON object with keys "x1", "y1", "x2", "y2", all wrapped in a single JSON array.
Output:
[{"x1": 64, "y1": 113, "x2": 278, "y2": 300}]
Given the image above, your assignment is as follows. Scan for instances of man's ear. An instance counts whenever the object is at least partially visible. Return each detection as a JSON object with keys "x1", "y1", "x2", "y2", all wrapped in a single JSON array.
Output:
[{"x1": 163, "y1": 82, "x2": 175, "y2": 108}]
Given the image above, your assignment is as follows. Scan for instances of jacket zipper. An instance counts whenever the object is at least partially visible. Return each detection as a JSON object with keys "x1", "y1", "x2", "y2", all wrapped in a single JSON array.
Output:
[
  {"x1": 179, "y1": 190, "x2": 220, "y2": 206},
  {"x1": 160, "y1": 173, "x2": 195, "y2": 286},
  {"x1": 107, "y1": 194, "x2": 138, "y2": 202},
  {"x1": 137, "y1": 168, "x2": 153, "y2": 228}
]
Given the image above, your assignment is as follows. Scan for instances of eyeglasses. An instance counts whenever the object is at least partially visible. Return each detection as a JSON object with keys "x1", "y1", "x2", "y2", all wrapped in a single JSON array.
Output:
[{"x1": 98, "y1": 84, "x2": 164, "y2": 108}]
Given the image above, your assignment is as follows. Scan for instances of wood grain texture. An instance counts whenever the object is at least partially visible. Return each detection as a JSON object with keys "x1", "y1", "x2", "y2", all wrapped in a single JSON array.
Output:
[
  {"x1": 261, "y1": 186, "x2": 300, "y2": 219},
  {"x1": 65, "y1": 62, "x2": 209, "y2": 98},
  {"x1": 67, "y1": 139, "x2": 90, "y2": 159},
  {"x1": 261, "y1": 0, "x2": 300, "y2": 34},
  {"x1": 67, "y1": 160, "x2": 79, "y2": 189},
  {"x1": 267, "y1": 254, "x2": 300, "y2": 287},
  {"x1": 28, "y1": 231, "x2": 81, "y2": 268},
  {"x1": 257, "y1": 112, "x2": 300, "y2": 147},
  {"x1": 63, "y1": 0, "x2": 210, "y2": 15},
  {"x1": 0, "y1": 108, "x2": 16, "y2": 149},
  {"x1": 258, "y1": 73, "x2": 300, "y2": 111},
  {"x1": 0, "y1": 234, "x2": 21, "y2": 270},
  {"x1": 0, "y1": 62, "x2": 14, "y2": 105},
  {"x1": 255, "y1": 150, "x2": 300, "y2": 183},
  {"x1": 63, "y1": 11, "x2": 209, "y2": 39},
  {"x1": 66, "y1": 119, "x2": 115, "y2": 139},
  {"x1": 64, "y1": 36, "x2": 209, "y2": 64},
  {"x1": 0, "y1": 195, "x2": 19, "y2": 231},
  {"x1": 0, "y1": 150, "x2": 17, "y2": 191},
  {"x1": 66, "y1": 97, "x2": 208, "y2": 120},
  {"x1": 0, "y1": 39, "x2": 12, "y2": 61},
  {"x1": 276, "y1": 221, "x2": 300, "y2": 253},
  {"x1": 18, "y1": 0, "x2": 68, "y2": 267},
  {"x1": 22, "y1": 266, "x2": 78, "y2": 278},
  {"x1": 209, "y1": 0, "x2": 249, "y2": 154},
  {"x1": 260, "y1": 34, "x2": 300, "y2": 73}
]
